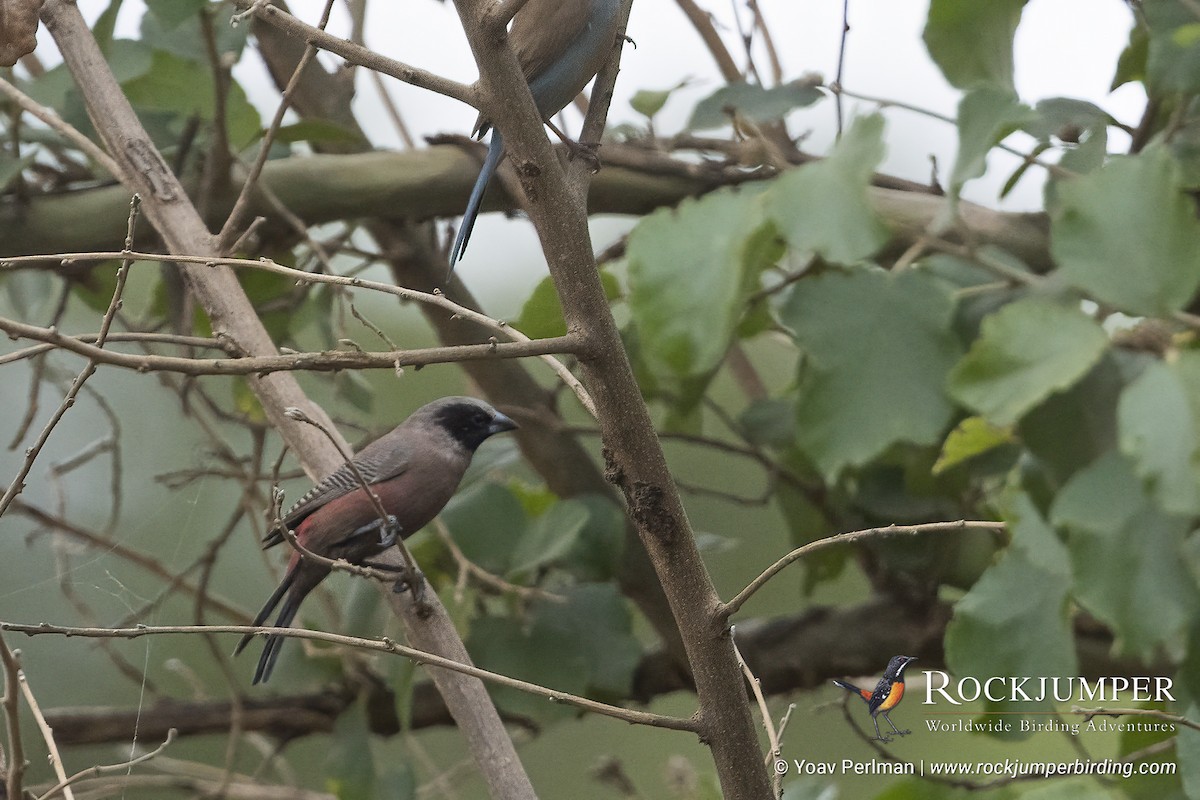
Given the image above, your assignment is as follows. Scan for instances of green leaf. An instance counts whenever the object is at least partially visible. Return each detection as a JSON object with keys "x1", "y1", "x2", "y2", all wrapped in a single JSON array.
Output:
[
  {"x1": 1118, "y1": 356, "x2": 1200, "y2": 515},
  {"x1": 946, "y1": 492, "x2": 1076, "y2": 711},
  {"x1": 1179, "y1": 703, "x2": 1200, "y2": 800},
  {"x1": 923, "y1": 0, "x2": 1027, "y2": 91},
  {"x1": 140, "y1": 0, "x2": 248, "y2": 64},
  {"x1": 469, "y1": 585, "x2": 639, "y2": 720},
  {"x1": 627, "y1": 185, "x2": 773, "y2": 382},
  {"x1": 948, "y1": 298, "x2": 1108, "y2": 427},
  {"x1": 631, "y1": 83, "x2": 686, "y2": 119},
  {"x1": 766, "y1": 113, "x2": 890, "y2": 264},
  {"x1": 324, "y1": 703, "x2": 376, "y2": 800},
  {"x1": 122, "y1": 49, "x2": 262, "y2": 147},
  {"x1": 933, "y1": 416, "x2": 1015, "y2": 475},
  {"x1": 93, "y1": 0, "x2": 125, "y2": 51},
  {"x1": 232, "y1": 378, "x2": 266, "y2": 424},
  {"x1": 780, "y1": 269, "x2": 962, "y2": 479},
  {"x1": 1145, "y1": 0, "x2": 1200, "y2": 95},
  {"x1": 562, "y1": 494, "x2": 626, "y2": 582},
  {"x1": 1053, "y1": 146, "x2": 1200, "y2": 315},
  {"x1": 1051, "y1": 451, "x2": 1199, "y2": 658},
  {"x1": 687, "y1": 81, "x2": 823, "y2": 131},
  {"x1": 270, "y1": 120, "x2": 362, "y2": 148},
  {"x1": 70, "y1": 261, "x2": 124, "y2": 314},
  {"x1": 776, "y1": 482, "x2": 840, "y2": 592},
  {"x1": 145, "y1": 0, "x2": 208, "y2": 29},
  {"x1": 1113, "y1": 24, "x2": 1149, "y2": 91},
  {"x1": 441, "y1": 483, "x2": 527, "y2": 576},
  {"x1": 950, "y1": 87, "x2": 1034, "y2": 195},
  {"x1": 739, "y1": 397, "x2": 798, "y2": 449},
  {"x1": 514, "y1": 271, "x2": 619, "y2": 340},
  {"x1": 0, "y1": 153, "x2": 35, "y2": 193},
  {"x1": 1024, "y1": 97, "x2": 1116, "y2": 143},
  {"x1": 507, "y1": 499, "x2": 590, "y2": 581},
  {"x1": 1044, "y1": 126, "x2": 1109, "y2": 212}
]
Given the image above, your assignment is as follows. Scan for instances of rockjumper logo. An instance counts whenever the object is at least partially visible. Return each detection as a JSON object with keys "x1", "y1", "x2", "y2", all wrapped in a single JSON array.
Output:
[
  {"x1": 923, "y1": 672, "x2": 1176, "y2": 705},
  {"x1": 832, "y1": 655, "x2": 917, "y2": 743}
]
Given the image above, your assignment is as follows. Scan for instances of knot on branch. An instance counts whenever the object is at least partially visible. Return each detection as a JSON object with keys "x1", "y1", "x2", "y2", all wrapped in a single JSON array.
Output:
[{"x1": 629, "y1": 481, "x2": 677, "y2": 546}]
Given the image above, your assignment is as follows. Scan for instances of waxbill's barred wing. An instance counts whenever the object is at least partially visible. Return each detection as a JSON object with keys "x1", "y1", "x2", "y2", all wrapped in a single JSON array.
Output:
[{"x1": 236, "y1": 397, "x2": 517, "y2": 684}]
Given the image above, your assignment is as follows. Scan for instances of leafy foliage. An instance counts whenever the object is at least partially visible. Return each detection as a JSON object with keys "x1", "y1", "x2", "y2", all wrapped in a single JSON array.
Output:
[{"x1": 10, "y1": 0, "x2": 1200, "y2": 797}]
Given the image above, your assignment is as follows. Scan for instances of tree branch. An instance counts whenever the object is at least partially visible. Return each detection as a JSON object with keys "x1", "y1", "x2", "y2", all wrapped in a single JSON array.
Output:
[
  {"x1": 452, "y1": 0, "x2": 773, "y2": 794},
  {"x1": 0, "y1": 622, "x2": 699, "y2": 734},
  {"x1": 37, "y1": 2, "x2": 536, "y2": 794}
]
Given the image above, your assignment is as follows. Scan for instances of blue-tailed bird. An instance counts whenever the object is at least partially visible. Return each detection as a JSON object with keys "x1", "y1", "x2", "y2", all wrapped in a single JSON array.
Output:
[
  {"x1": 235, "y1": 397, "x2": 517, "y2": 684},
  {"x1": 833, "y1": 655, "x2": 918, "y2": 742},
  {"x1": 449, "y1": 0, "x2": 623, "y2": 265}
]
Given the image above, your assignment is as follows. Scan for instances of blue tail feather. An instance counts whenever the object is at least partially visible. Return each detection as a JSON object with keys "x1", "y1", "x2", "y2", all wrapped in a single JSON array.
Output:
[{"x1": 450, "y1": 133, "x2": 506, "y2": 267}]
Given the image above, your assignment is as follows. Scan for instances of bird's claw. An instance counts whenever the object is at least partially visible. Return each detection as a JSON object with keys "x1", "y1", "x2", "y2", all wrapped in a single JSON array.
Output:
[
  {"x1": 566, "y1": 140, "x2": 602, "y2": 173},
  {"x1": 392, "y1": 565, "x2": 427, "y2": 603},
  {"x1": 896, "y1": 729, "x2": 912, "y2": 737},
  {"x1": 379, "y1": 515, "x2": 401, "y2": 548}
]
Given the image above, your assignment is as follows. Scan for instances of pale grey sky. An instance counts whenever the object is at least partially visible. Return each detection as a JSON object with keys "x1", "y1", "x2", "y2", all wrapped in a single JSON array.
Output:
[{"x1": 67, "y1": 0, "x2": 1142, "y2": 297}]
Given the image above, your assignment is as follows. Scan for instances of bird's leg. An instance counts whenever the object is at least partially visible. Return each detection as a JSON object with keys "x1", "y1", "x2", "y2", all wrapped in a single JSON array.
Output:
[
  {"x1": 347, "y1": 515, "x2": 402, "y2": 548},
  {"x1": 391, "y1": 564, "x2": 427, "y2": 604},
  {"x1": 882, "y1": 712, "x2": 910, "y2": 737},
  {"x1": 870, "y1": 716, "x2": 891, "y2": 743},
  {"x1": 545, "y1": 119, "x2": 601, "y2": 172},
  {"x1": 358, "y1": 557, "x2": 427, "y2": 603}
]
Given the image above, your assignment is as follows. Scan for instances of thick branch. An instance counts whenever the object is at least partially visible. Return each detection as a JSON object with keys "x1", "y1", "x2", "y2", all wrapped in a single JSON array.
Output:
[
  {"x1": 37, "y1": 2, "x2": 536, "y2": 795},
  {"x1": 0, "y1": 148, "x2": 1051, "y2": 266},
  {"x1": 453, "y1": 0, "x2": 772, "y2": 795}
]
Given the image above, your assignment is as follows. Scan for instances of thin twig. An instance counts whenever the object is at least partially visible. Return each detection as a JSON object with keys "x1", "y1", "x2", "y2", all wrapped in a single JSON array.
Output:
[
  {"x1": 434, "y1": 520, "x2": 567, "y2": 605},
  {"x1": 0, "y1": 196, "x2": 140, "y2": 519},
  {"x1": 17, "y1": 670, "x2": 75, "y2": 800},
  {"x1": 35, "y1": 729, "x2": 176, "y2": 800},
  {"x1": 833, "y1": 0, "x2": 850, "y2": 140},
  {"x1": 730, "y1": 627, "x2": 781, "y2": 795},
  {"x1": 218, "y1": 0, "x2": 338, "y2": 252},
  {"x1": 0, "y1": 315, "x2": 578, "y2": 377},
  {"x1": 0, "y1": 621, "x2": 700, "y2": 733},
  {"x1": 235, "y1": 1, "x2": 476, "y2": 108},
  {"x1": 0, "y1": 634, "x2": 26, "y2": 800},
  {"x1": 723, "y1": 520, "x2": 1007, "y2": 619},
  {"x1": 0, "y1": 76, "x2": 122, "y2": 178},
  {"x1": 0, "y1": 250, "x2": 596, "y2": 415}
]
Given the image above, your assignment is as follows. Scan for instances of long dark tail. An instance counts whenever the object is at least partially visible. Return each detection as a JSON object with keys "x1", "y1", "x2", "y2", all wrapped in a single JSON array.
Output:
[
  {"x1": 234, "y1": 568, "x2": 302, "y2": 684},
  {"x1": 833, "y1": 679, "x2": 869, "y2": 702},
  {"x1": 449, "y1": 132, "x2": 505, "y2": 267}
]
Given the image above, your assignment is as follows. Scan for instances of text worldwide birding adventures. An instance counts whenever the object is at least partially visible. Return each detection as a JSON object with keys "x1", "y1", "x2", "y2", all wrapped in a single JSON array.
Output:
[
  {"x1": 833, "y1": 655, "x2": 918, "y2": 743},
  {"x1": 235, "y1": 397, "x2": 517, "y2": 684},
  {"x1": 450, "y1": 0, "x2": 623, "y2": 265}
]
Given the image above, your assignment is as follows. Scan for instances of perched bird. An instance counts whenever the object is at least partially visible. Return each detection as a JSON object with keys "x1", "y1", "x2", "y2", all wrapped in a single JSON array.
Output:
[
  {"x1": 236, "y1": 397, "x2": 517, "y2": 684},
  {"x1": 833, "y1": 655, "x2": 918, "y2": 742},
  {"x1": 450, "y1": 0, "x2": 623, "y2": 265}
]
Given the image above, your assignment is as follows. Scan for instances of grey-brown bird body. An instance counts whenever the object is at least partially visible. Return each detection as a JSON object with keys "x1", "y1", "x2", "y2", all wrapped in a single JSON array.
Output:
[
  {"x1": 451, "y1": 0, "x2": 622, "y2": 264},
  {"x1": 236, "y1": 397, "x2": 516, "y2": 684}
]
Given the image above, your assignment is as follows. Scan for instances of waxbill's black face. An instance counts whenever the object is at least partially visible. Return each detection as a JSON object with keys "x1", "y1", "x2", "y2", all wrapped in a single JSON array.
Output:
[
  {"x1": 235, "y1": 396, "x2": 517, "y2": 684},
  {"x1": 425, "y1": 397, "x2": 518, "y2": 452}
]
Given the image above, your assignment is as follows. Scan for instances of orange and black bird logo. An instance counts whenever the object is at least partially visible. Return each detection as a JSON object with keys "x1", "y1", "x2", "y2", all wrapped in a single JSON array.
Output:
[{"x1": 833, "y1": 655, "x2": 917, "y2": 742}]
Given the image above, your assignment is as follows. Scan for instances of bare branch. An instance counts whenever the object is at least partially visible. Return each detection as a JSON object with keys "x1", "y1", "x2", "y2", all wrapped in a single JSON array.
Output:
[
  {"x1": 0, "y1": 621, "x2": 700, "y2": 733},
  {"x1": 723, "y1": 520, "x2": 1008, "y2": 619},
  {"x1": 35, "y1": 729, "x2": 176, "y2": 800},
  {"x1": 235, "y1": 1, "x2": 476, "y2": 109}
]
